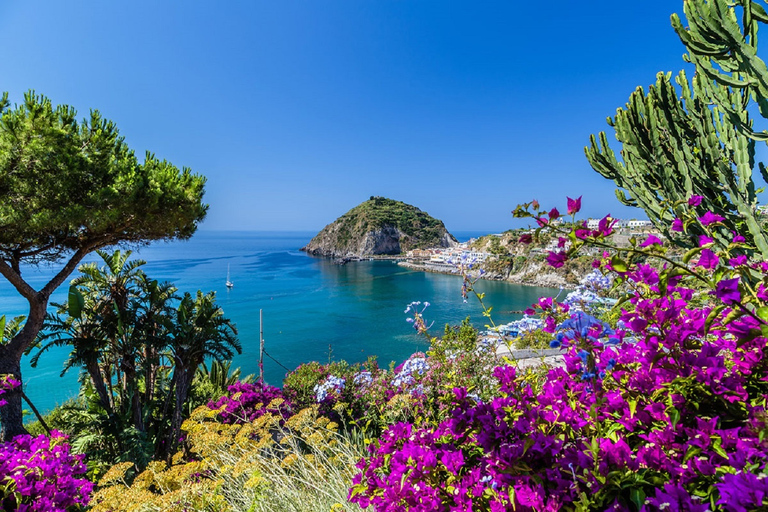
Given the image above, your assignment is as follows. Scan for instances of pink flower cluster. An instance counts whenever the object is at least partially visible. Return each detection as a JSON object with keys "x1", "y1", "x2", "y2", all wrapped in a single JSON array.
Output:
[
  {"x1": 208, "y1": 381, "x2": 292, "y2": 424},
  {"x1": 0, "y1": 374, "x2": 20, "y2": 407},
  {"x1": 0, "y1": 431, "x2": 93, "y2": 511},
  {"x1": 350, "y1": 200, "x2": 768, "y2": 511}
]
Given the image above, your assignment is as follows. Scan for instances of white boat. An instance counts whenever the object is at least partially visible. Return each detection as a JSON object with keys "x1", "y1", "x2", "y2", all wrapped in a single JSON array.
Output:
[{"x1": 226, "y1": 264, "x2": 234, "y2": 288}]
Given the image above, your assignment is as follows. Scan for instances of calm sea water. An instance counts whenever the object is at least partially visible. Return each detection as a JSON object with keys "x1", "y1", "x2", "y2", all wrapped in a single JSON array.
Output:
[{"x1": 0, "y1": 231, "x2": 559, "y2": 415}]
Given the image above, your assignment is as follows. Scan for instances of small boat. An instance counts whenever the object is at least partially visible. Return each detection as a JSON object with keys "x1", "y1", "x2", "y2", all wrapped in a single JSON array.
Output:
[{"x1": 226, "y1": 264, "x2": 234, "y2": 288}]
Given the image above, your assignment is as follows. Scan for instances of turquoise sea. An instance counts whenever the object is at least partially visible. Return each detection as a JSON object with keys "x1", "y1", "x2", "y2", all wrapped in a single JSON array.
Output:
[{"x1": 0, "y1": 231, "x2": 559, "y2": 416}]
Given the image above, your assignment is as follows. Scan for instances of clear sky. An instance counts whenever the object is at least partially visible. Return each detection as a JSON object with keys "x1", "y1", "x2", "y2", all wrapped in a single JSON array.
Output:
[{"x1": 0, "y1": 1, "x2": 690, "y2": 233}]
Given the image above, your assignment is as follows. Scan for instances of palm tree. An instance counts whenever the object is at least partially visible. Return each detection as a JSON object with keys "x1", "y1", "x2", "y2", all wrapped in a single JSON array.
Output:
[
  {"x1": 131, "y1": 276, "x2": 177, "y2": 411},
  {"x1": 165, "y1": 291, "x2": 240, "y2": 458},
  {"x1": 73, "y1": 250, "x2": 148, "y2": 431},
  {"x1": 34, "y1": 299, "x2": 114, "y2": 413}
]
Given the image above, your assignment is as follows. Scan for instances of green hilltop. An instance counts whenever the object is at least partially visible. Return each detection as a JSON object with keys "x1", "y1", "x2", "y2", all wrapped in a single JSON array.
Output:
[{"x1": 302, "y1": 196, "x2": 457, "y2": 258}]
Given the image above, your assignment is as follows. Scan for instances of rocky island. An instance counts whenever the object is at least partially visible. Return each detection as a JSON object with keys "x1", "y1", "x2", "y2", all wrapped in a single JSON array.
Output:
[{"x1": 301, "y1": 197, "x2": 457, "y2": 258}]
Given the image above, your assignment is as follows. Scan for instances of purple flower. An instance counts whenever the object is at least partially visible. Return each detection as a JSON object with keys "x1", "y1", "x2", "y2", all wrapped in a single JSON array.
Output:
[
  {"x1": 567, "y1": 196, "x2": 582, "y2": 215},
  {"x1": 729, "y1": 255, "x2": 747, "y2": 267},
  {"x1": 671, "y1": 218, "x2": 684, "y2": 232},
  {"x1": 716, "y1": 471, "x2": 768, "y2": 511},
  {"x1": 0, "y1": 432, "x2": 93, "y2": 511},
  {"x1": 546, "y1": 251, "x2": 567, "y2": 268},
  {"x1": 695, "y1": 249, "x2": 719, "y2": 270},
  {"x1": 519, "y1": 233, "x2": 533, "y2": 244},
  {"x1": 639, "y1": 234, "x2": 662, "y2": 247},
  {"x1": 732, "y1": 232, "x2": 746, "y2": 243},
  {"x1": 596, "y1": 215, "x2": 615, "y2": 237},
  {"x1": 548, "y1": 207, "x2": 560, "y2": 220},
  {"x1": 699, "y1": 211, "x2": 725, "y2": 226},
  {"x1": 646, "y1": 482, "x2": 709, "y2": 512},
  {"x1": 688, "y1": 195, "x2": 703, "y2": 207},
  {"x1": 758, "y1": 283, "x2": 768, "y2": 301},
  {"x1": 538, "y1": 297, "x2": 554, "y2": 310},
  {"x1": 711, "y1": 277, "x2": 740, "y2": 305},
  {"x1": 209, "y1": 382, "x2": 292, "y2": 424},
  {"x1": 699, "y1": 235, "x2": 713, "y2": 246}
]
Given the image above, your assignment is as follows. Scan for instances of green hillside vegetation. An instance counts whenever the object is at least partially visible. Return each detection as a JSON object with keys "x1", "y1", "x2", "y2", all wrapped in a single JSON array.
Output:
[
  {"x1": 340, "y1": 196, "x2": 451, "y2": 249},
  {"x1": 303, "y1": 196, "x2": 456, "y2": 256}
]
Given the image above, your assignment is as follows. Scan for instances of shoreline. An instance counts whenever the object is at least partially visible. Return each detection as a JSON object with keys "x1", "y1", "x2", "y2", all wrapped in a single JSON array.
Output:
[{"x1": 396, "y1": 259, "x2": 575, "y2": 291}]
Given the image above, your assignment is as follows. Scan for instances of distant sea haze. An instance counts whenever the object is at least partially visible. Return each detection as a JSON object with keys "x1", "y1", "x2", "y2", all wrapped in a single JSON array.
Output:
[{"x1": 0, "y1": 231, "x2": 558, "y2": 416}]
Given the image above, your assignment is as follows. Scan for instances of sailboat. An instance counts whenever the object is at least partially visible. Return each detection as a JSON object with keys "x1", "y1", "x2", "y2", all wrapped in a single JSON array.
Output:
[{"x1": 226, "y1": 264, "x2": 234, "y2": 288}]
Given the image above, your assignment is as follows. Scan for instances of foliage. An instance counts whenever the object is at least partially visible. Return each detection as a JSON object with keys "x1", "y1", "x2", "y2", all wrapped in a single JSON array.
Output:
[
  {"x1": 31, "y1": 250, "x2": 241, "y2": 473},
  {"x1": 92, "y1": 404, "x2": 366, "y2": 512},
  {"x1": 350, "y1": 198, "x2": 768, "y2": 511},
  {"x1": 307, "y1": 197, "x2": 455, "y2": 254},
  {"x1": 586, "y1": 70, "x2": 768, "y2": 256},
  {"x1": 512, "y1": 327, "x2": 555, "y2": 349},
  {"x1": 0, "y1": 91, "x2": 207, "y2": 440},
  {"x1": 0, "y1": 430, "x2": 93, "y2": 511},
  {"x1": 208, "y1": 381, "x2": 292, "y2": 424},
  {"x1": 0, "y1": 92, "x2": 207, "y2": 263},
  {"x1": 587, "y1": 0, "x2": 768, "y2": 257},
  {"x1": 189, "y1": 360, "x2": 254, "y2": 409},
  {"x1": 281, "y1": 316, "x2": 499, "y2": 437}
]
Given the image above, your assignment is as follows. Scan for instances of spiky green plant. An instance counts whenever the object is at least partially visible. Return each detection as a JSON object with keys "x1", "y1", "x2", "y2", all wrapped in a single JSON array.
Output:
[{"x1": 587, "y1": 0, "x2": 768, "y2": 257}]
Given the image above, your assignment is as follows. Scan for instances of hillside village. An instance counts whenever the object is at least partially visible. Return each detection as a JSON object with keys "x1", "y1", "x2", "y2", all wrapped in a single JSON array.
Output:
[{"x1": 402, "y1": 218, "x2": 658, "y2": 283}]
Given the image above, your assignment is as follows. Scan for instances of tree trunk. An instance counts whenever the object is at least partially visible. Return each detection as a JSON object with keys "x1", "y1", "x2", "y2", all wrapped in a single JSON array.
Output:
[
  {"x1": 0, "y1": 295, "x2": 47, "y2": 441},
  {"x1": 0, "y1": 247, "x2": 94, "y2": 440},
  {"x1": 167, "y1": 368, "x2": 192, "y2": 462},
  {"x1": 0, "y1": 350, "x2": 26, "y2": 440},
  {"x1": 85, "y1": 359, "x2": 112, "y2": 414},
  {"x1": 154, "y1": 371, "x2": 177, "y2": 459}
]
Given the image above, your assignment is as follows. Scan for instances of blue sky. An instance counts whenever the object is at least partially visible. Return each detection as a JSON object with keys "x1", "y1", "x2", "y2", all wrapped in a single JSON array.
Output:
[{"x1": 0, "y1": 1, "x2": 689, "y2": 233}]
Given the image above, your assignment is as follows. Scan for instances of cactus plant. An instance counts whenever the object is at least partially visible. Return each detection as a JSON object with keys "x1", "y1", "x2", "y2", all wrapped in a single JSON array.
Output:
[
  {"x1": 586, "y1": 69, "x2": 768, "y2": 256},
  {"x1": 586, "y1": 0, "x2": 768, "y2": 257}
]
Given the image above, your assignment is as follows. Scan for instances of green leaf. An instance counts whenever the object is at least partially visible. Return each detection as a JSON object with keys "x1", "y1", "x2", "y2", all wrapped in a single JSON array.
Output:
[
  {"x1": 610, "y1": 255, "x2": 628, "y2": 273},
  {"x1": 705, "y1": 305, "x2": 725, "y2": 332},
  {"x1": 682, "y1": 247, "x2": 703, "y2": 264},
  {"x1": 722, "y1": 308, "x2": 743, "y2": 325},
  {"x1": 630, "y1": 488, "x2": 646, "y2": 510},
  {"x1": 670, "y1": 407, "x2": 680, "y2": 430},
  {"x1": 756, "y1": 307, "x2": 768, "y2": 323},
  {"x1": 0, "y1": 316, "x2": 5, "y2": 343},
  {"x1": 628, "y1": 399, "x2": 637, "y2": 418},
  {"x1": 67, "y1": 286, "x2": 84, "y2": 319}
]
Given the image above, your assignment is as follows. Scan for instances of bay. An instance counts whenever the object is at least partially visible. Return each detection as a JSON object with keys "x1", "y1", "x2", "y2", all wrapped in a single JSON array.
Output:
[{"x1": 0, "y1": 231, "x2": 559, "y2": 416}]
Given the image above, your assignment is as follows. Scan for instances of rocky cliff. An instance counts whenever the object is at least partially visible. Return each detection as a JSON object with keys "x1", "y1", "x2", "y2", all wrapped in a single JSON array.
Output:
[{"x1": 302, "y1": 197, "x2": 457, "y2": 258}]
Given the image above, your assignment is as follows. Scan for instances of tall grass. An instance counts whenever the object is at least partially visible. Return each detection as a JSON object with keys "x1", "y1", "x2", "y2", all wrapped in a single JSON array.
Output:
[{"x1": 90, "y1": 404, "x2": 366, "y2": 512}]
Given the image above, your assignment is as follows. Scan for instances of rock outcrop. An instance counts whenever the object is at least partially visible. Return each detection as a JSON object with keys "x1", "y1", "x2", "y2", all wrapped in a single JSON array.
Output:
[{"x1": 302, "y1": 197, "x2": 457, "y2": 258}]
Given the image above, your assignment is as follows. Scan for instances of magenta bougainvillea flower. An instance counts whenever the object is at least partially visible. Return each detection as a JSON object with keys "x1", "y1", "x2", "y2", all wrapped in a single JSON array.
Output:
[
  {"x1": 696, "y1": 248, "x2": 720, "y2": 269},
  {"x1": 687, "y1": 195, "x2": 703, "y2": 207},
  {"x1": 699, "y1": 211, "x2": 725, "y2": 226},
  {"x1": 671, "y1": 218, "x2": 683, "y2": 232},
  {"x1": 711, "y1": 277, "x2": 740, "y2": 305},
  {"x1": 0, "y1": 431, "x2": 92, "y2": 511},
  {"x1": 639, "y1": 234, "x2": 662, "y2": 247},
  {"x1": 546, "y1": 251, "x2": 567, "y2": 268},
  {"x1": 208, "y1": 382, "x2": 292, "y2": 424},
  {"x1": 567, "y1": 196, "x2": 582, "y2": 215},
  {"x1": 349, "y1": 200, "x2": 768, "y2": 511},
  {"x1": 596, "y1": 215, "x2": 615, "y2": 236}
]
